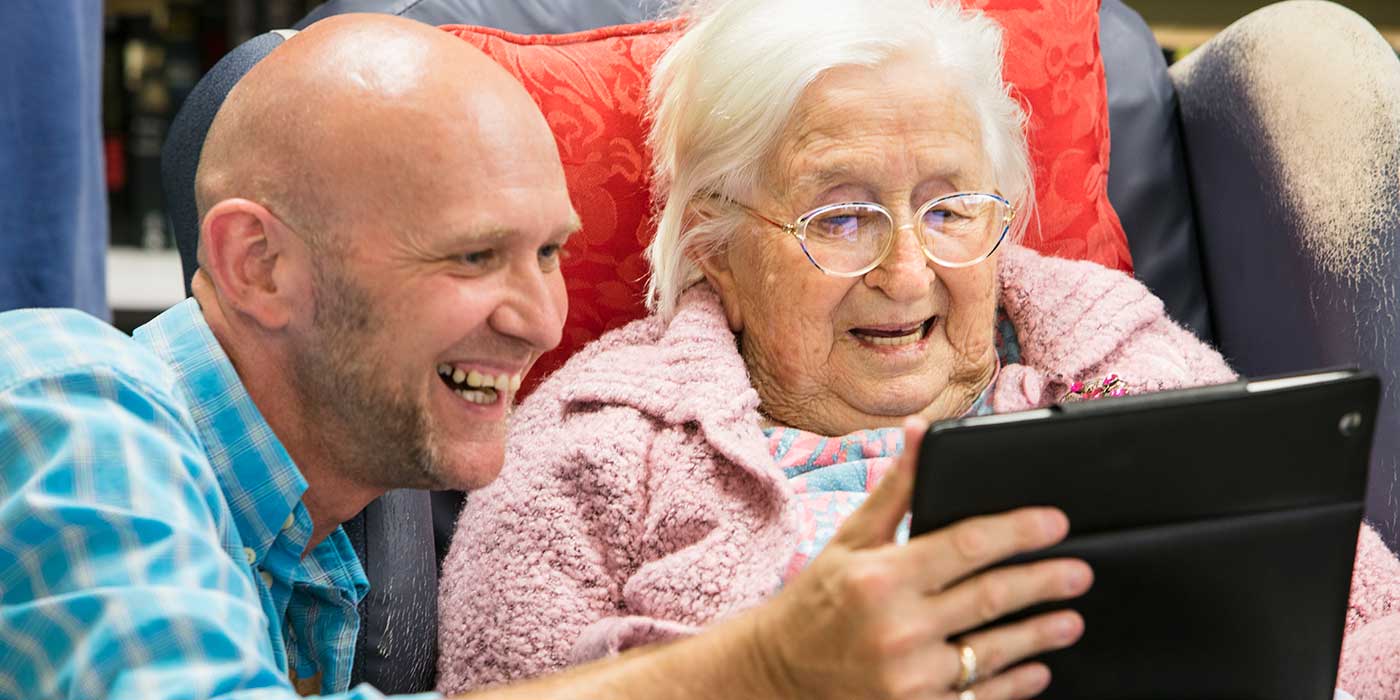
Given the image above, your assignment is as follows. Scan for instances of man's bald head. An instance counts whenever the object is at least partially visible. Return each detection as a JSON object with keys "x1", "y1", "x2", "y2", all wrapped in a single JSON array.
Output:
[
  {"x1": 189, "y1": 13, "x2": 577, "y2": 498},
  {"x1": 195, "y1": 13, "x2": 556, "y2": 260}
]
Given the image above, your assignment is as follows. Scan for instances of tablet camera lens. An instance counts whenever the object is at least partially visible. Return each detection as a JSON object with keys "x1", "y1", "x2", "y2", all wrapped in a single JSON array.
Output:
[{"x1": 1339, "y1": 411, "x2": 1363, "y2": 437}]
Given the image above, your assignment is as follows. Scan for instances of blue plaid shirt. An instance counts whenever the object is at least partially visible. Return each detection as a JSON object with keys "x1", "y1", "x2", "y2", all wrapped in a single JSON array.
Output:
[{"x1": 0, "y1": 300, "x2": 439, "y2": 700}]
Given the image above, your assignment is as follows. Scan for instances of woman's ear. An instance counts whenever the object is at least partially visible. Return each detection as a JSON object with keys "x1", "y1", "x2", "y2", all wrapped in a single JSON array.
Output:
[
  {"x1": 693, "y1": 248, "x2": 747, "y2": 334},
  {"x1": 685, "y1": 205, "x2": 745, "y2": 333}
]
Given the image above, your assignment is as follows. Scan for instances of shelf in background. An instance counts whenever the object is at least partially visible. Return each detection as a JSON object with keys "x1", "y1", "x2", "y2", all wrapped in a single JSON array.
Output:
[
  {"x1": 108, "y1": 246, "x2": 184, "y2": 312},
  {"x1": 1129, "y1": 0, "x2": 1400, "y2": 52},
  {"x1": 1153, "y1": 24, "x2": 1400, "y2": 53}
]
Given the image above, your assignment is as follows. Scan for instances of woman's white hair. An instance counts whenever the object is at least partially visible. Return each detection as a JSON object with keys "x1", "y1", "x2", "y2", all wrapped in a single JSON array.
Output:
[{"x1": 644, "y1": 0, "x2": 1034, "y2": 319}]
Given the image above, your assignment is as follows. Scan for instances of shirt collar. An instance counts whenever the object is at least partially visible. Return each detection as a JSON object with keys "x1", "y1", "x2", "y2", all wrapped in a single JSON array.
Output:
[
  {"x1": 960, "y1": 356, "x2": 1001, "y2": 418},
  {"x1": 959, "y1": 308, "x2": 1020, "y2": 418},
  {"x1": 132, "y1": 298, "x2": 308, "y2": 566}
]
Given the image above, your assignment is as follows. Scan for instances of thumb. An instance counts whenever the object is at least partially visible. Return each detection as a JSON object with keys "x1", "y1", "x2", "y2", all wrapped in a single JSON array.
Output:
[{"x1": 831, "y1": 417, "x2": 927, "y2": 549}]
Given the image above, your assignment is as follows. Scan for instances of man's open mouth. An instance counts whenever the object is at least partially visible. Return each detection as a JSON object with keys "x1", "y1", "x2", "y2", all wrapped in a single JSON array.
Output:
[
  {"x1": 849, "y1": 317, "x2": 937, "y2": 347},
  {"x1": 437, "y1": 364, "x2": 523, "y2": 405}
]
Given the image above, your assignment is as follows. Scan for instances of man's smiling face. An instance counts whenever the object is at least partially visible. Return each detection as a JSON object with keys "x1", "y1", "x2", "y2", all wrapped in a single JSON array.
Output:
[{"x1": 280, "y1": 35, "x2": 578, "y2": 493}]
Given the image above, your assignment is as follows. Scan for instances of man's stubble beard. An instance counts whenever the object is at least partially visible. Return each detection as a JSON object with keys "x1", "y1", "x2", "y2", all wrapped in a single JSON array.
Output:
[{"x1": 287, "y1": 256, "x2": 452, "y2": 491}]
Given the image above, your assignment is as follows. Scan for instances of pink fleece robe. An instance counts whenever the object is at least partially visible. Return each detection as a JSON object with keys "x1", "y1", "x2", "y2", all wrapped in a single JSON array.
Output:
[{"x1": 436, "y1": 245, "x2": 1400, "y2": 696}]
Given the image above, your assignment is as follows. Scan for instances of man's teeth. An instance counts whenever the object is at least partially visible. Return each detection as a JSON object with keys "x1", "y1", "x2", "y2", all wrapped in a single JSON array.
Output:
[
  {"x1": 853, "y1": 329, "x2": 923, "y2": 347},
  {"x1": 436, "y1": 364, "x2": 524, "y2": 393},
  {"x1": 455, "y1": 388, "x2": 495, "y2": 404}
]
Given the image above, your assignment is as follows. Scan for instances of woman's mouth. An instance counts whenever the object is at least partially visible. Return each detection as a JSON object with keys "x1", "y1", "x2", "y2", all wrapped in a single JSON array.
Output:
[
  {"x1": 849, "y1": 317, "x2": 937, "y2": 347},
  {"x1": 436, "y1": 363, "x2": 523, "y2": 405}
]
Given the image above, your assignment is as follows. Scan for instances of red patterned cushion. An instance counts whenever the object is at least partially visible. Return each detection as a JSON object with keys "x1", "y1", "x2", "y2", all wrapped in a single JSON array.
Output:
[{"x1": 443, "y1": 2, "x2": 1129, "y2": 396}]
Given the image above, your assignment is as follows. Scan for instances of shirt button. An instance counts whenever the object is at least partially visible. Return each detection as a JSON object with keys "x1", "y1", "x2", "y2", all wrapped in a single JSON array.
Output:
[
  {"x1": 243, "y1": 547, "x2": 257, "y2": 565},
  {"x1": 260, "y1": 570, "x2": 273, "y2": 588},
  {"x1": 283, "y1": 514, "x2": 295, "y2": 531}
]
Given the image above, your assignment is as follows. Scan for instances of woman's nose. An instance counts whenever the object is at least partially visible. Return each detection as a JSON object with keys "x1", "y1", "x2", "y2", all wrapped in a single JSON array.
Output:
[{"x1": 865, "y1": 223, "x2": 935, "y2": 300}]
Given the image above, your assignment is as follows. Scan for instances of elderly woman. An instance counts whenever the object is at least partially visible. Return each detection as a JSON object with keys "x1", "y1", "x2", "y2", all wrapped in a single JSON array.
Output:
[{"x1": 437, "y1": 0, "x2": 1400, "y2": 696}]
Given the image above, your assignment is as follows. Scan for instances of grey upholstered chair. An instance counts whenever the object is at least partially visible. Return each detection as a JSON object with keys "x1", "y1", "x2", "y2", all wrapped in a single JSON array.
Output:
[{"x1": 161, "y1": 1, "x2": 1400, "y2": 692}]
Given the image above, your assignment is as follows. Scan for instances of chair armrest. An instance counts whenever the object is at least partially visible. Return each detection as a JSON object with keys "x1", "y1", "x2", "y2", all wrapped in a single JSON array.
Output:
[
  {"x1": 1171, "y1": 0, "x2": 1400, "y2": 552},
  {"x1": 341, "y1": 488, "x2": 440, "y2": 693},
  {"x1": 1100, "y1": 0, "x2": 1215, "y2": 343}
]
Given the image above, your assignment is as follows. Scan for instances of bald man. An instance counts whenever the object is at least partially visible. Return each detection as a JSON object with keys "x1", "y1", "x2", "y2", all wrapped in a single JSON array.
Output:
[{"x1": 0, "y1": 13, "x2": 1084, "y2": 700}]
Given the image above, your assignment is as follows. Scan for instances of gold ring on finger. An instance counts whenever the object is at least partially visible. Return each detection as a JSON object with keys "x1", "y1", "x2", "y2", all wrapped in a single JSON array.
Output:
[{"x1": 956, "y1": 643, "x2": 978, "y2": 690}]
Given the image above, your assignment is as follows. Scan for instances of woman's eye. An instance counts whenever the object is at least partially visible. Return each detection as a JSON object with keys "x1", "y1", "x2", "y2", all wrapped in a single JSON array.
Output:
[
  {"x1": 924, "y1": 208, "x2": 968, "y2": 226},
  {"x1": 811, "y1": 214, "x2": 862, "y2": 241}
]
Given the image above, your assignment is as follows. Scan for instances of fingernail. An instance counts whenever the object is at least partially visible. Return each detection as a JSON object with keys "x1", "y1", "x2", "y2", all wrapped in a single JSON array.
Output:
[
  {"x1": 1027, "y1": 663, "x2": 1052, "y2": 690},
  {"x1": 1056, "y1": 614, "x2": 1083, "y2": 642},
  {"x1": 1040, "y1": 509, "x2": 1068, "y2": 538},
  {"x1": 1066, "y1": 564, "x2": 1091, "y2": 593}
]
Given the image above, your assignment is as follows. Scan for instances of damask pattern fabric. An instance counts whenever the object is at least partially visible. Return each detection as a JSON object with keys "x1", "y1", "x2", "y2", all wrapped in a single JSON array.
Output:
[
  {"x1": 445, "y1": 21, "x2": 678, "y2": 395},
  {"x1": 444, "y1": 0, "x2": 1129, "y2": 395},
  {"x1": 963, "y1": 0, "x2": 1127, "y2": 267}
]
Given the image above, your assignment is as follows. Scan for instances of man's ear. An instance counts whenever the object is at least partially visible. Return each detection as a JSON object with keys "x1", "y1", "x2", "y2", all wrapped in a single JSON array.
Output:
[
  {"x1": 688, "y1": 207, "x2": 745, "y2": 334},
  {"x1": 199, "y1": 198, "x2": 304, "y2": 331}
]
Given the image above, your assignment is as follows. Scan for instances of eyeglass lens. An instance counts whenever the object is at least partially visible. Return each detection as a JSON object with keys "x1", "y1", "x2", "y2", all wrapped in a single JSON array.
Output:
[{"x1": 800, "y1": 194, "x2": 1010, "y2": 274}]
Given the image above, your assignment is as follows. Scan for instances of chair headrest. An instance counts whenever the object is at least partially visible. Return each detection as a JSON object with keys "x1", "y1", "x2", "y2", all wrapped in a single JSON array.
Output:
[{"x1": 161, "y1": 31, "x2": 295, "y2": 295}]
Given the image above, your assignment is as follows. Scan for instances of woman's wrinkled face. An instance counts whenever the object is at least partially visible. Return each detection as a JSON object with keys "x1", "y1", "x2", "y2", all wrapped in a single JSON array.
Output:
[{"x1": 700, "y1": 54, "x2": 1001, "y2": 436}]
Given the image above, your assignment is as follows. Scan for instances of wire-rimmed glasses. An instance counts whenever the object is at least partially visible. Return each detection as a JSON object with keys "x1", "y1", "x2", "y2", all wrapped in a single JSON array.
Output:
[{"x1": 729, "y1": 192, "x2": 1014, "y2": 277}]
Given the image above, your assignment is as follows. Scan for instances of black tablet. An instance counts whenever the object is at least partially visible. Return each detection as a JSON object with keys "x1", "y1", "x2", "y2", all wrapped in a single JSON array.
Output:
[{"x1": 911, "y1": 369, "x2": 1380, "y2": 700}]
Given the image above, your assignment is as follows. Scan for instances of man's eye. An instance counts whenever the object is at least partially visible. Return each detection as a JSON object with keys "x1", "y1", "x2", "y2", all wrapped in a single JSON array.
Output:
[
  {"x1": 538, "y1": 244, "x2": 567, "y2": 270},
  {"x1": 461, "y1": 249, "x2": 496, "y2": 267}
]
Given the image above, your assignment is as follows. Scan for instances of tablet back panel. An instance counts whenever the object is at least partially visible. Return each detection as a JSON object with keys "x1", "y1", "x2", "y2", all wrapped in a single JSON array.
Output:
[{"x1": 911, "y1": 372, "x2": 1379, "y2": 699}]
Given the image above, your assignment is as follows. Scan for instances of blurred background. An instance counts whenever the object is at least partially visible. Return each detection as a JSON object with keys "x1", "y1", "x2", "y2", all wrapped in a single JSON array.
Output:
[
  {"x1": 1135, "y1": 0, "x2": 1399, "y2": 61},
  {"x1": 102, "y1": 0, "x2": 324, "y2": 329},
  {"x1": 32, "y1": 0, "x2": 1400, "y2": 328}
]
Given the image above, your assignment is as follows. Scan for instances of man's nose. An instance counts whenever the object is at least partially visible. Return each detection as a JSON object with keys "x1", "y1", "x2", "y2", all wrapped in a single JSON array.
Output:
[{"x1": 492, "y1": 261, "x2": 566, "y2": 353}]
